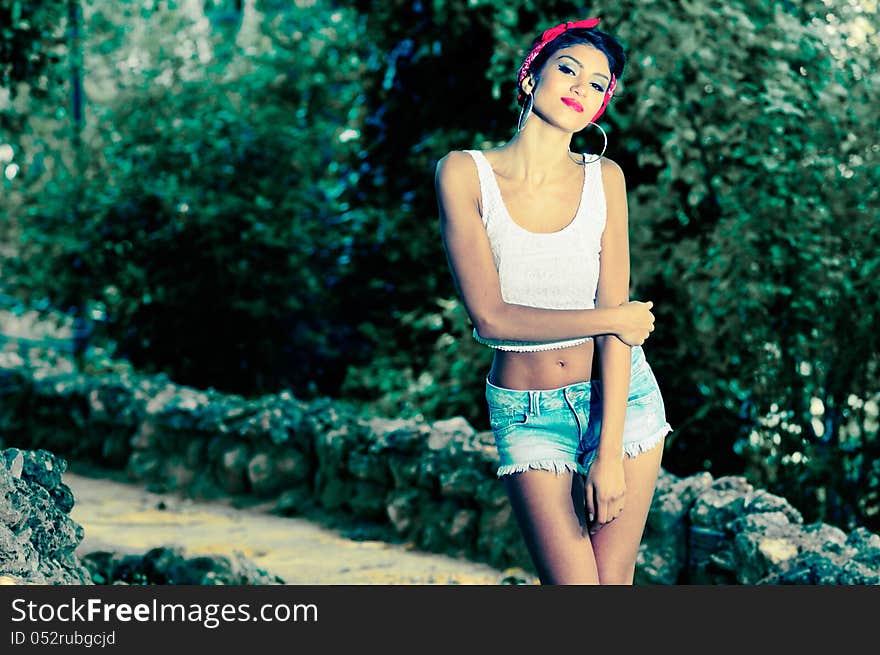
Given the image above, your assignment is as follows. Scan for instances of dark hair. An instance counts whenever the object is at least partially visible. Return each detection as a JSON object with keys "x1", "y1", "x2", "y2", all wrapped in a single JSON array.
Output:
[{"x1": 518, "y1": 27, "x2": 627, "y2": 104}]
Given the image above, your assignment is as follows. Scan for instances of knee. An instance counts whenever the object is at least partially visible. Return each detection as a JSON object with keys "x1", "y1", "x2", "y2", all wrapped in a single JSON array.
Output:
[{"x1": 598, "y1": 565, "x2": 635, "y2": 585}]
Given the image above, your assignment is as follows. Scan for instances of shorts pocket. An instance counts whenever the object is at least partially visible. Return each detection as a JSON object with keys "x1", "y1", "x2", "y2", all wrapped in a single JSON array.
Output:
[
  {"x1": 627, "y1": 360, "x2": 660, "y2": 406},
  {"x1": 489, "y1": 410, "x2": 530, "y2": 438},
  {"x1": 627, "y1": 388, "x2": 660, "y2": 407}
]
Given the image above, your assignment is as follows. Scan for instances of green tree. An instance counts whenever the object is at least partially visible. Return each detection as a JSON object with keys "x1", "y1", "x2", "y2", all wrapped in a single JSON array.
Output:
[{"x1": 4, "y1": 0, "x2": 375, "y2": 397}]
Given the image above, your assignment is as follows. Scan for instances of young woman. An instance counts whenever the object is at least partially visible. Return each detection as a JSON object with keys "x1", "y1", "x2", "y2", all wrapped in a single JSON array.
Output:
[{"x1": 435, "y1": 18, "x2": 673, "y2": 584}]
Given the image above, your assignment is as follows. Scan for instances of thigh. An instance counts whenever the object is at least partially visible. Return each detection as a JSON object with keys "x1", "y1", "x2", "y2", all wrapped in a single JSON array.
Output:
[
  {"x1": 588, "y1": 439, "x2": 664, "y2": 584},
  {"x1": 502, "y1": 469, "x2": 599, "y2": 585}
]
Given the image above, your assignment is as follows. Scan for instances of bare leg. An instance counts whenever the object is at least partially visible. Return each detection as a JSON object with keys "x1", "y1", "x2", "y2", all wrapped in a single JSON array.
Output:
[
  {"x1": 502, "y1": 469, "x2": 600, "y2": 584},
  {"x1": 589, "y1": 440, "x2": 664, "y2": 584}
]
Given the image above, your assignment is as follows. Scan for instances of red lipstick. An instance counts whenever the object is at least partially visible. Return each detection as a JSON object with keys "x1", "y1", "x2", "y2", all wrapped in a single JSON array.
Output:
[{"x1": 561, "y1": 97, "x2": 584, "y2": 112}]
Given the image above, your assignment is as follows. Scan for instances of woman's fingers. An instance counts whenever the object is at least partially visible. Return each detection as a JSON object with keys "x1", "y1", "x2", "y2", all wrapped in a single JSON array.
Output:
[
  {"x1": 586, "y1": 480, "x2": 627, "y2": 531},
  {"x1": 585, "y1": 483, "x2": 597, "y2": 523},
  {"x1": 595, "y1": 497, "x2": 626, "y2": 527}
]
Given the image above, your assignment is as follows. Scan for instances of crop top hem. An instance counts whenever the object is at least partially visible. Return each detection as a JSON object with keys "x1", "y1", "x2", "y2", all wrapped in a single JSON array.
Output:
[{"x1": 472, "y1": 328, "x2": 592, "y2": 352}]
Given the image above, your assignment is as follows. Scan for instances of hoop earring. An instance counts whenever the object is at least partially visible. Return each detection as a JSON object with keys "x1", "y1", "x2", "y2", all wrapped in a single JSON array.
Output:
[
  {"x1": 517, "y1": 93, "x2": 533, "y2": 132},
  {"x1": 580, "y1": 121, "x2": 608, "y2": 164}
]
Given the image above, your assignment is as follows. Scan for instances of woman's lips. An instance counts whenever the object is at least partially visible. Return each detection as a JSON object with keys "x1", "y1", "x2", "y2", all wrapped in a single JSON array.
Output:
[{"x1": 561, "y1": 97, "x2": 584, "y2": 112}]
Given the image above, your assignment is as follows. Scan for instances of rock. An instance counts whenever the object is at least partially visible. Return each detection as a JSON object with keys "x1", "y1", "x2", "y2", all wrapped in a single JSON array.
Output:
[
  {"x1": 364, "y1": 417, "x2": 428, "y2": 455},
  {"x1": 20, "y1": 449, "x2": 67, "y2": 491},
  {"x1": 848, "y1": 528, "x2": 880, "y2": 569},
  {"x1": 386, "y1": 490, "x2": 421, "y2": 535},
  {"x1": 731, "y1": 512, "x2": 802, "y2": 584},
  {"x1": 131, "y1": 417, "x2": 159, "y2": 450},
  {"x1": 498, "y1": 568, "x2": 535, "y2": 584},
  {"x1": 246, "y1": 452, "x2": 276, "y2": 496},
  {"x1": 160, "y1": 455, "x2": 195, "y2": 492},
  {"x1": 743, "y1": 488, "x2": 803, "y2": 524},
  {"x1": 80, "y1": 546, "x2": 285, "y2": 585},
  {"x1": 349, "y1": 481, "x2": 387, "y2": 519},
  {"x1": 428, "y1": 417, "x2": 475, "y2": 452},
  {"x1": 348, "y1": 451, "x2": 389, "y2": 484},
  {"x1": 689, "y1": 476, "x2": 754, "y2": 531},
  {"x1": 476, "y1": 505, "x2": 515, "y2": 566},
  {"x1": 275, "y1": 450, "x2": 311, "y2": 485},
  {"x1": 439, "y1": 467, "x2": 483, "y2": 499},
  {"x1": 218, "y1": 445, "x2": 250, "y2": 494},
  {"x1": 388, "y1": 455, "x2": 421, "y2": 487},
  {"x1": 126, "y1": 451, "x2": 160, "y2": 481},
  {"x1": 461, "y1": 430, "x2": 496, "y2": 453},
  {"x1": 315, "y1": 427, "x2": 350, "y2": 472},
  {"x1": 273, "y1": 486, "x2": 314, "y2": 516},
  {"x1": 184, "y1": 440, "x2": 206, "y2": 468},
  {"x1": 1, "y1": 448, "x2": 24, "y2": 478},
  {"x1": 474, "y1": 479, "x2": 508, "y2": 509},
  {"x1": 431, "y1": 416, "x2": 475, "y2": 437},
  {"x1": 635, "y1": 543, "x2": 681, "y2": 585},
  {"x1": 848, "y1": 527, "x2": 880, "y2": 550},
  {"x1": 318, "y1": 477, "x2": 349, "y2": 512},
  {"x1": 448, "y1": 508, "x2": 477, "y2": 547},
  {"x1": 800, "y1": 522, "x2": 850, "y2": 554},
  {"x1": 759, "y1": 551, "x2": 845, "y2": 584},
  {"x1": 417, "y1": 501, "x2": 461, "y2": 552},
  {"x1": 642, "y1": 470, "x2": 714, "y2": 584},
  {"x1": 0, "y1": 448, "x2": 92, "y2": 584},
  {"x1": 839, "y1": 560, "x2": 880, "y2": 585},
  {"x1": 50, "y1": 483, "x2": 75, "y2": 514},
  {"x1": 0, "y1": 523, "x2": 39, "y2": 576}
]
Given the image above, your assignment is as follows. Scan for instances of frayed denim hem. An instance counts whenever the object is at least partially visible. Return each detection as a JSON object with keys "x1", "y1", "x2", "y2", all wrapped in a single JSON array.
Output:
[
  {"x1": 622, "y1": 423, "x2": 673, "y2": 458},
  {"x1": 496, "y1": 460, "x2": 588, "y2": 478}
]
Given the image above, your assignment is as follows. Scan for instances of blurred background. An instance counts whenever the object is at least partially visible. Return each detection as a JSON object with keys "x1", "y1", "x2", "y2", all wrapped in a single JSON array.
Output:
[{"x1": 1, "y1": 0, "x2": 878, "y2": 534}]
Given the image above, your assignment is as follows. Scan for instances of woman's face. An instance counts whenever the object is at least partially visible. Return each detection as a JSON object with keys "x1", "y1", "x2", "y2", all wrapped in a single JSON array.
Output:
[{"x1": 525, "y1": 43, "x2": 612, "y2": 130}]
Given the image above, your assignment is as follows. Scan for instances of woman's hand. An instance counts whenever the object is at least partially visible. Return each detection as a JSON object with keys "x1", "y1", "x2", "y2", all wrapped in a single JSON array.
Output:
[
  {"x1": 615, "y1": 300, "x2": 655, "y2": 346},
  {"x1": 585, "y1": 455, "x2": 627, "y2": 534}
]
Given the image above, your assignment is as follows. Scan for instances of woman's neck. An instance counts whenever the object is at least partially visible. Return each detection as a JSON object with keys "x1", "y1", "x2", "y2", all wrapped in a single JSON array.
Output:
[{"x1": 496, "y1": 126, "x2": 578, "y2": 185}]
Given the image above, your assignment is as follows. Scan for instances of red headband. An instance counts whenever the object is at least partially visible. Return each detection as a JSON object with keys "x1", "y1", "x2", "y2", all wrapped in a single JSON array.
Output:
[{"x1": 517, "y1": 18, "x2": 617, "y2": 123}]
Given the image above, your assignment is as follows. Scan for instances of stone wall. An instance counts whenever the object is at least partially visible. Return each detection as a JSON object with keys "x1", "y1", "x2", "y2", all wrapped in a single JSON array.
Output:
[
  {"x1": 640, "y1": 471, "x2": 880, "y2": 584},
  {"x1": 2, "y1": 346, "x2": 879, "y2": 584}
]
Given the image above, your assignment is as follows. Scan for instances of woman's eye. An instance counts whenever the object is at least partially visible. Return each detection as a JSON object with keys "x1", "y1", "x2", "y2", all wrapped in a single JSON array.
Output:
[
  {"x1": 559, "y1": 65, "x2": 575, "y2": 75},
  {"x1": 591, "y1": 82, "x2": 605, "y2": 92}
]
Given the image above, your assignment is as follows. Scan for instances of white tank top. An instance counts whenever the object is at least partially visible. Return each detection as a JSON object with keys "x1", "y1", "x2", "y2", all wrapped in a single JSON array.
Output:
[{"x1": 464, "y1": 149, "x2": 607, "y2": 352}]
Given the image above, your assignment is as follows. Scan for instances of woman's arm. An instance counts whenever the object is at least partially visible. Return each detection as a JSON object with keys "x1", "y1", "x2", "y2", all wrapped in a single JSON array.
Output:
[
  {"x1": 586, "y1": 156, "x2": 632, "y2": 528},
  {"x1": 435, "y1": 150, "x2": 628, "y2": 342},
  {"x1": 594, "y1": 157, "x2": 632, "y2": 458}
]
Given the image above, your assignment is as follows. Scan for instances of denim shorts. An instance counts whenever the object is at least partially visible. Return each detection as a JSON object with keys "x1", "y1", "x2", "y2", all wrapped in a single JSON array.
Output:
[{"x1": 485, "y1": 345, "x2": 673, "y2": 478}]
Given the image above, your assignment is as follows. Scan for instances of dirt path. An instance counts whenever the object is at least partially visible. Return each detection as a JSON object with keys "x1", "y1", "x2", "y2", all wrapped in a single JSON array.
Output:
[{"x1": 63, "y1": 466, "x2": 530, "y2": 585}]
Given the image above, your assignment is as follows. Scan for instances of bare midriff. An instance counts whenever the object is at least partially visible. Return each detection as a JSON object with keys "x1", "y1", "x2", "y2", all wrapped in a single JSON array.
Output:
[{"x1": 487, "y1": 339, "x2": 597, "y2": 391}]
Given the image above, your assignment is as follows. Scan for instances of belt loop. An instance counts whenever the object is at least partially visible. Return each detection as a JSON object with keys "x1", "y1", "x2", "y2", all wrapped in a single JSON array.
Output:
[{"x1": 529, "y1": 390, "x2": 540, "y2": 416}]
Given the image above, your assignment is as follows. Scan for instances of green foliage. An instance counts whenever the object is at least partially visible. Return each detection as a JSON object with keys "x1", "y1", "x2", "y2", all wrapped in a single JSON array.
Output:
[
  {"x1": 0, "y1": 0, "x2": 67, "y2": 99},
  {"x1": 5, "y1": 0, "x2": 377, "y2": 396}
]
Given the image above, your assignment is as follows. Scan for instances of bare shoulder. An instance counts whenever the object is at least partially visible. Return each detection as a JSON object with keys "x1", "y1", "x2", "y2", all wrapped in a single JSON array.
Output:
[
  {"x1": 598, "y1": 156, "x2": 628, "y2": 226},
  {"x1": 435, "y1": 150, "x2": 481, "y2": 219},
  {"x1": 435, "y1": 150, "x2": 477, "y2": 188},
  {"x1": 598, "y1": 156, "x2": 626, "y2": 188}
]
